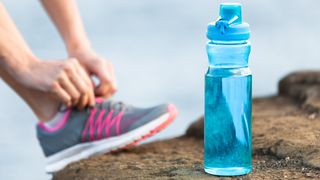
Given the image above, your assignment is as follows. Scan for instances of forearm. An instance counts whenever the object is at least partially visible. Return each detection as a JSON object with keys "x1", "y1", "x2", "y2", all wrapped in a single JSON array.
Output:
[
  {"x1": 41, "y1": 0, "x2": 90, "y2": 53},
  {"x1": 41, "y1": 0, "x2": 117, "y2": 98},
  {"x1": 0, "y1": 3, "x2": 37, "y2": 77}
]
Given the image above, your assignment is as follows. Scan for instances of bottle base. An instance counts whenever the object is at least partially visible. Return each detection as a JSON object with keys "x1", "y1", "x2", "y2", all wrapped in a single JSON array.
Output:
[{"x1": 204, "y1": 166, "x2": 252, "y2": 176}]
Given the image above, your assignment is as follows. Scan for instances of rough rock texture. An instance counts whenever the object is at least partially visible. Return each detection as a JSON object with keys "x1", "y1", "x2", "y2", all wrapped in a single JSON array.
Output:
[
  {"x1": 279, "y1": 71, "x2": 320, "y2": 114},
  {"x1": 54, "y1": 71, "x2": 320, "y2": 180}
]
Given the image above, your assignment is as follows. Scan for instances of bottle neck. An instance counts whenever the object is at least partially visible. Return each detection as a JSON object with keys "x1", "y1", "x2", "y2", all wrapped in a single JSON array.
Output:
[
  {"x1": 209, "y1": 40, "x2": 248, "y2": 45},
  {"x1": 206, "y1": 40, "x2": 251, "y2": 68}
]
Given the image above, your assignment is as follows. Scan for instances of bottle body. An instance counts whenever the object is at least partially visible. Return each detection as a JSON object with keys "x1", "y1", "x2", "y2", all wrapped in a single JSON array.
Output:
[{"x1": 204, "y1": 41, "x2": 252, "y2": 176}]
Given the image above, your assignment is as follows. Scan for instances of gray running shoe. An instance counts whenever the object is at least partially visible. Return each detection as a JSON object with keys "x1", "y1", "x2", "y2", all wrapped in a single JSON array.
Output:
[{"x1": 36, "y1": 98, "x2": 178, "y2": 173}]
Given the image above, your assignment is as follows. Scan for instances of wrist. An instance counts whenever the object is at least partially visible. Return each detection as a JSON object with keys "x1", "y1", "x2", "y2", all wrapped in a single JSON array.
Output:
[
  {"x1": 14, "y1": 54, "x2": 40, "y2": 81},
  {"x1": 1, "y1": 50, "x2": 39, "y2": 79},
  {"x1": 65, "y1": 35, "x2": 91, "y2": 56}
]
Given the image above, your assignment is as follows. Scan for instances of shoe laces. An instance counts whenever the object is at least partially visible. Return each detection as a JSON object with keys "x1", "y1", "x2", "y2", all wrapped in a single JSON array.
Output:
[{"x1": 81, "y1": 100, "x2": 126, "y2": 142}]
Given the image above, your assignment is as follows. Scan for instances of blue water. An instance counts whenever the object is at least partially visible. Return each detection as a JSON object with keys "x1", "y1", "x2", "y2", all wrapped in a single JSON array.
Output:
[{"x1": 204, "y1": 67, "x2": 252, "y2": 176}]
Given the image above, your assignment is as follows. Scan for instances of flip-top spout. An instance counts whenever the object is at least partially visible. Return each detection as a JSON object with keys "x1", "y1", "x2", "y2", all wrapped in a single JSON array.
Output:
[
  {"x1": 219, "y1": 3, "x2": 242, "y2": 24},
  {"x1": 207, "y1": 3, "x2": 250, "y2": 41}
]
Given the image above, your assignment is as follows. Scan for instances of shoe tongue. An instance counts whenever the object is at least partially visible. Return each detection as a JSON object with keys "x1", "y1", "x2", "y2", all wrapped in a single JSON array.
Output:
[
  {"x1": 109, "y1": 101, "x2": 126, "y2": 111},
  {"x1": 94, "y1": 100, "x2": 132, "y2": 112}
]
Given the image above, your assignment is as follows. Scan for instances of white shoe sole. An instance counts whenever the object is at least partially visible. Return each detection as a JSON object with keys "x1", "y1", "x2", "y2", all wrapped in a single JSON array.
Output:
[{"x1": 45, "y1": 113, "x2": 171, "y2": 173}]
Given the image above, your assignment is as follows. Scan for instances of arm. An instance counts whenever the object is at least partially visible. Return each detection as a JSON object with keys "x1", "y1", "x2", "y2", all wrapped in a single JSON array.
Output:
[
  {"x1": 40, "y1": 0, "x2": 89, "y2": 52},
  {"x1": 0, "y1": 3, "x2": 37, "y2": 77},
  {"x1": 0, "y1": 3, "x2": 93, "y2": 116},
  {"x1": 41, "y1": 0, "x2": 117, "y2": 99}
]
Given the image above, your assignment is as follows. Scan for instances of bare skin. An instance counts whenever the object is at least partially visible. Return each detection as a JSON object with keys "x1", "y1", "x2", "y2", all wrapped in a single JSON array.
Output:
[
  {"x1": 0, "y1": 1, "x2": 117, "y2": 121},
  {"x1": 41, "y1": 0, "x2": 117, "y2": 102}
]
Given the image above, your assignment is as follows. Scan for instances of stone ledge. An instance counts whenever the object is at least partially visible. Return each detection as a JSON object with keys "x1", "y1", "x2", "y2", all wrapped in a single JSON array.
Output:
[{"x1": 54, "y1": 71, "x2": 320, "y2": 179}]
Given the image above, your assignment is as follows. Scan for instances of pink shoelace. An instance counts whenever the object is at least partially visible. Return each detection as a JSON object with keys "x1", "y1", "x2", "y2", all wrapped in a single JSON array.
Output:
[{"x1": 81, "y1": 107, "x2": 124, "y2": 142}]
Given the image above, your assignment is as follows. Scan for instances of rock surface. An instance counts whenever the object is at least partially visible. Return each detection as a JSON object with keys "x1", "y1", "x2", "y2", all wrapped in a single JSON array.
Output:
[{"x1": 54, "y1": 71, "x2": 320, "y2": 180}]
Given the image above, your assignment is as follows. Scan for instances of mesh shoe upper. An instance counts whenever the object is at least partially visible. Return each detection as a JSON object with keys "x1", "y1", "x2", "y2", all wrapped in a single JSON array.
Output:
[{"x1": 37, "y1": 99, "x2": 169, "y2": 157}]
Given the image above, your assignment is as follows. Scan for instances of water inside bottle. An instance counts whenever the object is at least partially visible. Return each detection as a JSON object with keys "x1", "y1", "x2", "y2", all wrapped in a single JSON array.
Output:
[{"x1": 204, "y1": 73, "x2": 252, "y2": 176}]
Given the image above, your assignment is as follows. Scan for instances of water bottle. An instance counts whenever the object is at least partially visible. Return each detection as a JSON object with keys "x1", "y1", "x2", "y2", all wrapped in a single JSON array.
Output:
[{"x1": 204, "y1": 3, "x2": 252, "y2": 176}]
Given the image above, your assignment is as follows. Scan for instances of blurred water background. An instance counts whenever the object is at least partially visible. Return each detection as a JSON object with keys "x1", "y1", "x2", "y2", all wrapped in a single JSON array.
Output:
[{"x1": 0, "y1": 0, "x2": 319, "y2": 179}]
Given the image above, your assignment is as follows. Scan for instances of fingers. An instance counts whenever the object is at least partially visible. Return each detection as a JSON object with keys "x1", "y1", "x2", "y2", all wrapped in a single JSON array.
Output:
[
  {"x1": 74, "y1": 61, "x2": 95, "y2": 107},
  {"x1": 77, "y1": 93, "x2": 89, "y2": 110},
  {"x1": 51, "y1": 82, "x2": 72, "y2": 107},
  {"x1": 67, "y1": 59, "x2": 95, "y2": 108},
  {"x1": 53, "y1": 53, "x2": 117, "y2": 109},
  {"x1": 55, "y1": 58, "x2": 95, "y2": 109},
  {"x1": 108, "y1": 62, "x2": 117, "y2": 91},
  {"x1": 59, "y1": 72, "x2": 80, "y2": 105},
  {"x1": 104, "y1": 64, "x2": 117, "y2": 98},
  {"x1": 94, "y1": 60, "x2": 117, "y2": 99},
  {"x1": 67, "y1": 60, "x2": 88, "y2": 97}
]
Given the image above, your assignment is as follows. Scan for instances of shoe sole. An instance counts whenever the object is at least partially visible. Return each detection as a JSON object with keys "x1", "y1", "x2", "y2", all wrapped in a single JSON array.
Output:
[{"x1": 45, "y1": 104, "x2": 178, "y2": 173}]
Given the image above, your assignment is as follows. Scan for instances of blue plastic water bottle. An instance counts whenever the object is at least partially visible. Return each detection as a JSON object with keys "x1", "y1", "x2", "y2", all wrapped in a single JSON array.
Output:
[{"x1": 204, "y1": 3, "x2": 252, "y2": 176}]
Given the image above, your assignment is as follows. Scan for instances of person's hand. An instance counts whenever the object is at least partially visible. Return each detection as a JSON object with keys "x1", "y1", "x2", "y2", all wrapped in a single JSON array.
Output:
[
  {"x1": 15, "y1": 58, "x2": 95, "y2": 109},
  {"x1": 68, "y1": 47, "x2": 117, "y2": 99}
]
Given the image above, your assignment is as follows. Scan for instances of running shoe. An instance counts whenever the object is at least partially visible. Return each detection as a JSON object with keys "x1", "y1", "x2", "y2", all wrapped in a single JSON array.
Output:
[{"x1": 36, "y1": 98, "x2": 178, "y2": 173}]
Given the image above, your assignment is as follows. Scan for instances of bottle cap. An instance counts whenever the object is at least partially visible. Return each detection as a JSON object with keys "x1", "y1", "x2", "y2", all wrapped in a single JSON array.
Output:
[{"x1": 207, "y1": 3, "x2": 250, "y2": 41}]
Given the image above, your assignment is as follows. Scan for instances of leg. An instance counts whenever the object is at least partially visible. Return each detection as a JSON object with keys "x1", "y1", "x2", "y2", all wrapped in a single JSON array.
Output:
[{"x1": 0, "y1": 66, "x2": 60, "y2": 121}]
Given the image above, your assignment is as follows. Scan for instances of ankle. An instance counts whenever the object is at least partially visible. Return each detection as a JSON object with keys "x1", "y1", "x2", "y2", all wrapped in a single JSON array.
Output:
[
  {"x1": 0, "y1": 67, "x2": 61, "y2": 121},
  {"x1": 30, "y1": 97, "x2": 61, "y2": 122}
]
